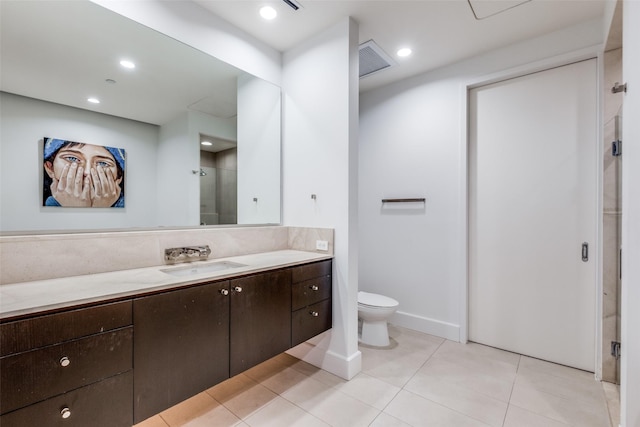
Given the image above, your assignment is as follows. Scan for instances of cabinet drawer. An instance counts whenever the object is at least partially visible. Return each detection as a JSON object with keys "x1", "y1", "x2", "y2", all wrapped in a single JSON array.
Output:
[
  {"x1": 291, "y1": 260, "x2": 332, "y2": 283},
  {"x1": 1, "y1": 327, "x2": 132, "y2": 414},
  {"x1": 292, "y1": 299, "x2": 332, "y2": 346},
  {"x1": 0, "y1": 300, "x2": 132, "y2": 356},
  {"x1": 0, "y1": 371, "x2": 133, "y2": 427},
  {"x1": 292, "y1": 276, "x2": 331, "y2": 311}
]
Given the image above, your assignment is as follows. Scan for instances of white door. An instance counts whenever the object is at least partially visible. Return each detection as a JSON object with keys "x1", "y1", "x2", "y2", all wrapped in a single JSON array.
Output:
[{"x1": 468, "y1": 59, "x2": 598, "y2": 371}]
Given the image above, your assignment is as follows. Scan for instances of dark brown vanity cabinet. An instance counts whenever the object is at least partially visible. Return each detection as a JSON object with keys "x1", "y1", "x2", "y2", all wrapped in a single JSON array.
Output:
[
  {"x1": 0, "y1": 301, "x2": 133, "y2": 427},
  {"x1": 0, "y1": 258, "x2": 333, "y2": 426},
  {"x1": 291, "y1": 260, "x2": 333, "y2": 346},
  {"x1": 133, "y1": 280, "x2": 230, "y2": 424},
  {"x1": 229, "y1": 269, "x2": 292, "y2": 376}
]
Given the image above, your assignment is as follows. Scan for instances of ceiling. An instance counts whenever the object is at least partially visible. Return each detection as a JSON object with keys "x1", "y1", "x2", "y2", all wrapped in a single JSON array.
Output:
[
  {"x1": 0, "y1": 1, "x2": 243, "y2": 126},
  {"x1": 194, "y1": 0, "x2": 607, "y2": 92}
]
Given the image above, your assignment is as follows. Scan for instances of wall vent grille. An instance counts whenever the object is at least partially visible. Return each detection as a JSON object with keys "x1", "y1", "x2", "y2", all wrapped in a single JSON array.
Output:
[{"x1": 359, "y1": 40, "x2": 395, "y2": 78}]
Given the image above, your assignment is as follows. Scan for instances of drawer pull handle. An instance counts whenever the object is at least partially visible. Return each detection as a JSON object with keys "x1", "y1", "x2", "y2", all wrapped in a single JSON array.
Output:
[
  {"x1": 234, "y1": 286, "x2": 243, "y2": 293},
  {"x1": 310, "y1": 285, "x2": 319, "y2": 291},
  {"x1": 310, "y1": 311, "x2": 319, "y2": 317},
  {"x1": 61, "y1": 407, "x2": 71, "y2": 419},
  {"x1": 59, "y1": 356, "x2": 71, "y2": 367},
  {"x1": 220, "y1": 289, "x2": 229, "y2": 296}
]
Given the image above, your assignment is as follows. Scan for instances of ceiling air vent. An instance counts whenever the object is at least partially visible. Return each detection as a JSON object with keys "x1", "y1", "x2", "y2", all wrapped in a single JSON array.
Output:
[{"x1": 359, "y1": 40, "x2": 395, "y2": 79}]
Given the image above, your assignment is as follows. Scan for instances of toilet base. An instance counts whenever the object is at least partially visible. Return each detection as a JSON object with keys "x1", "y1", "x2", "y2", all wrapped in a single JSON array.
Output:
[{"x1": 359, "y1": 319, "x2": 390, "y2": 347}]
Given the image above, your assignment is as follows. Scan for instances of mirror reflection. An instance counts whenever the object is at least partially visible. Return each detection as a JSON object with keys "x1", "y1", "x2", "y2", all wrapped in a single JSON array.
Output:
[{"x1": 0, "y1": 0, "x2": 281, "y2": 233}]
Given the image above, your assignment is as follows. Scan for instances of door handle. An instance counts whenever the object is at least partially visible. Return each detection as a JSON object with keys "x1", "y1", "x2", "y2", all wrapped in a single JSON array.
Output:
[{"x1": 582, "y1": 242, "x2": 589, "y2": 262}]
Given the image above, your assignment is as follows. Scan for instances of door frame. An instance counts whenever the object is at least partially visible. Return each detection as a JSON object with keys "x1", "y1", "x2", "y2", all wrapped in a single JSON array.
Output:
[{"x1": 458, "y1": 46, "x2": 604, "y2": 378}]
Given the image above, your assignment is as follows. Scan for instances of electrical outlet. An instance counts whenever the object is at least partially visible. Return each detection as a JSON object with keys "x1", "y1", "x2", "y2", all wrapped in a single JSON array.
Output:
[{"x1": 316, "y1": 240, "x2": 329, "y2": 251}]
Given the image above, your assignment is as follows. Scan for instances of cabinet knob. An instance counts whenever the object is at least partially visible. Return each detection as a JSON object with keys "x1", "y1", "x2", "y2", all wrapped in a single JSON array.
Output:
[
  {"x1": 220, "y1": 289, "x2": 229, "y2": 296},
  {"x1": 234, "y1": 286, "x2": 243, "y2": 293},
  {"x1": 59, "y1": 356, "x2": 70, "y2": 367},
  {"x1": 310, "y1": 285, "x2": 319, "y2": 291},
  {"x1": 60, "y1": 407, "x2": 71, "y2": 419},
  {"x1": 310, "y1": 311, "x2": 319, "y2": 317}
]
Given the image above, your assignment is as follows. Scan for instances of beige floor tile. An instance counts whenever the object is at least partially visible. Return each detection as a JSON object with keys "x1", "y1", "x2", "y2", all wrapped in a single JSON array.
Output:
[
  {"x1": 417, "y1": 357, "x2": 515, "y2": 402},
  {"x1": 360, "y1": 346, "x2": 432, "y2": 387},
  {"x1": 206, "y1": 374, "x2": 279, "y2": 420},
  {"x1": 244, "y1": 396, "x2": 329, "y2": 427},
  {"x1": 384, "y1": 390, "x2": 492, "y2": 427},
  {"x1": 443, "y1": 340, "x2": 521, "y2": 366},
  {"x1": 510, "y1": 382, "x2": 610, "y2": 427},
  {"x1": 369, "y1": 412, "x2": 413, "y2": 427},
  {"x1": 139, "y1": 325, "x2": 613, "y2": 427},
  {"x1": 244, "y1": 356, "x2": 290, "y2": 379},
  {"x1": 404, "y1": 374, "x2": 508, "y2": 426},
  {"x1": 134, "y1": 414, "x2": 170, "y2": 427},
  {"x1": 254, "y1": 365, "x2": 316, "y2": 395},
  {"x1": 430, "y1": 342, "x2": 519, "y2": 386},
  {"x1": 278, "y1": 370, "x2": 380, "y2": 426},
  {"x1": 279, "y1": 373, "x2": 338, "y2": 408},
  {"x1": 297, "y1": 388, "x2": 381, "y2": 427},
  {"x1": 503, "y1": 405, "x2": 571, "y2": 427},
  {"x1": 288, "y1": 358, "x2": 348, "y2": 388},
  {"x1": 387, "y1": 324, "x2": 446, "y2": 350},
  {"x1": 334, "y1": 372, "x2": 401, "y2": 410},
  {"x1": 159, "y1": 392, "x2": 242, "y2": 427},
  {"x1": 602, "y1": 381, "x2": 620, "y2": 427},
  {"x1": 515, "y1": 367, "x2": 606, "y2": 406},
  {"x1": 519, "y1": 356, "x2": 594, "y2": 382}
]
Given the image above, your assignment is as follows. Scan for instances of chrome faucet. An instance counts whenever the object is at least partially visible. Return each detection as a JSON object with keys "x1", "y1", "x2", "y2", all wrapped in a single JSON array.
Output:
[{"x1": 164, "y1": 245, "x2": 211, "y2": 263}]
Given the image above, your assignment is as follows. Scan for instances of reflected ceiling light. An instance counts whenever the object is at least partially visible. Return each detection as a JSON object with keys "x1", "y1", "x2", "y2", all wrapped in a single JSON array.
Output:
[
  {"x1": 120, "y1": 59, "x2": 136, "y2": 69},
  {"x1": 260, "y1": 6, "x2": 277, "y2": 20},
  {"x1": 201, "y1": 141, "x2": 213, "y2": 146},
  {"x1": 87, "y1": 97, "x2": 100, "y2": 104},
  {"x1": 397, "y1": 48, "x2": 412, "y2": 57}
]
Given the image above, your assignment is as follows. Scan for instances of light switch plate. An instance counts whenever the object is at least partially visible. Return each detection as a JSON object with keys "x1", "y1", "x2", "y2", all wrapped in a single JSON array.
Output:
[{"x1": 316, "y1": 240, "x2": 329, "y2": 251}]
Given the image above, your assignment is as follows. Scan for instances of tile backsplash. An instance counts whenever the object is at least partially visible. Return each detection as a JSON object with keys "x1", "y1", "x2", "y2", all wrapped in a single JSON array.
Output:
[{"x1": 0, "y1": 226, "x2": 333, "y2": 285}]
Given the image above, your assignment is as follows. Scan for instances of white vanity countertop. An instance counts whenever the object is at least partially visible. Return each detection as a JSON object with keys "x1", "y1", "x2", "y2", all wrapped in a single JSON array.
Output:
[{"x1": 0, "y1": 250, "x2": 332, "y2": 320}]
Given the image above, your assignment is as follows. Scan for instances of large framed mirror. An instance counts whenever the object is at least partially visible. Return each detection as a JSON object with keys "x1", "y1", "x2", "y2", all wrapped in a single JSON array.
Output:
[{"x1": 0, "y1": 0, "x2": 281, "y2": 233}]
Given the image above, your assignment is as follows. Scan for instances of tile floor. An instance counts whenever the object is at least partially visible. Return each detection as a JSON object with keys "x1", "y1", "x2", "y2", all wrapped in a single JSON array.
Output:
[{"x1": 135, "y1": 325, "x2": 619, "y2": 427}]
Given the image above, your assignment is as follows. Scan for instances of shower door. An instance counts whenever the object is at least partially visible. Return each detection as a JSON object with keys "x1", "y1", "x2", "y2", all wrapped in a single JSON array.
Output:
[{"x1": 468, "y1": 59, "x2": 598, "y2": 371}]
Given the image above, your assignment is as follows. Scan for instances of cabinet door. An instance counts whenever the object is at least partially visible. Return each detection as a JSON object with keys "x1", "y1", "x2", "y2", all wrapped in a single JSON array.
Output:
[
  {"x1": 133, "y1": 281, "x2": 229, "y2": 424},
  {"x1": 230, "y1": 270, "x2": 291, "y2": 376}
]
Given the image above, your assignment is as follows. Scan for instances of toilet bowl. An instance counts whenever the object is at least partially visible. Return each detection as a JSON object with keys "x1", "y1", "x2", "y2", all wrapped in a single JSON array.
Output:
[{"x1": 357, "y1": 291, "x2": 399, "y2": 347}]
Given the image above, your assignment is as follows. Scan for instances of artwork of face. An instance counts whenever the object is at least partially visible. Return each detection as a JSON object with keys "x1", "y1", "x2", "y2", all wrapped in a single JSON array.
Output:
[{"x1": 43, "y1": 138, "x2": 126, "y2": 208}]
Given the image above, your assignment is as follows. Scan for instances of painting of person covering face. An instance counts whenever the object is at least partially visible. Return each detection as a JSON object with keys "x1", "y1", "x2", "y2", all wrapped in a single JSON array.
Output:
[{"x1": 43, "y1": 138, "x2": 125, "y2": 208}]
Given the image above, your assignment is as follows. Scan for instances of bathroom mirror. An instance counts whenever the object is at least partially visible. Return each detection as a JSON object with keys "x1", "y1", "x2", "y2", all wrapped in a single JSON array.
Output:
[{"x1": 0, "y1": 0, "x2": 281, "y2": 233}]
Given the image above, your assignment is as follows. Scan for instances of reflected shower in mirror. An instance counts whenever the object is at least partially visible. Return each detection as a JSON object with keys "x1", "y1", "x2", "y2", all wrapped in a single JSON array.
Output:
[
  {"x1": 0, "y1": 0, "x2": 281, "y2": 233},
  {"x1": 199, "y1": 134, "x2": 238, "y2": 226}
]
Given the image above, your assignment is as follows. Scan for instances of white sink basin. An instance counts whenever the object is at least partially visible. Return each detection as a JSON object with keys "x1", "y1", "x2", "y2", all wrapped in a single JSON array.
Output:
[{"x1": 161, "y1": 261, "x2": 247, "y2": 277}]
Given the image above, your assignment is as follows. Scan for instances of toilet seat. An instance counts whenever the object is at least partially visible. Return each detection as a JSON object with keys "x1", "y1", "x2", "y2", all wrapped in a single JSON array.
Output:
[{"x1": 358, "y1": 291, "x2": 399, "y2": 308}]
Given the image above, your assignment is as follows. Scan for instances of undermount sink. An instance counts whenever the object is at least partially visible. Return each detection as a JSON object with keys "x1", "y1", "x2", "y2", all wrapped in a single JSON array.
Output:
[{"x1": 161, "y1": 261, "x2": 248, "y2": 277}]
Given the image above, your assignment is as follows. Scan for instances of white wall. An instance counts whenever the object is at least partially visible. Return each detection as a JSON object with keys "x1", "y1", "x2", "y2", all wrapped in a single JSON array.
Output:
[
  {"x1": 282, "y1": 18, "x2": 361, "y2": 380},
  {"x1": 237, "y1": 74, "x2": 281, "y2": 224},
  {"x1": 359, "y1": 19, "x2": 604, "y2": 341},
  {"x1": 156, "y1": 112, "x2": 194, "y2": 226},
  {"x1": 620, "y1": 1, "x2": 640, "y2": 425},
  {"x1": 0, "y1": 92, "x2": 159, "y2": 231},
  {"x1": 90, "y1": 0, "x2": 281, "y2": 86}
]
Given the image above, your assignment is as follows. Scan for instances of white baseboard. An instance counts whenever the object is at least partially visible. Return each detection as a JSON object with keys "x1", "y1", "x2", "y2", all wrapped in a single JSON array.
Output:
[
  {"x1": 389, "y1": 310, "x2": 460, "y2": 342},
  {"x1": 286, "y1": 331, "x2": 362, "y2": 380}
]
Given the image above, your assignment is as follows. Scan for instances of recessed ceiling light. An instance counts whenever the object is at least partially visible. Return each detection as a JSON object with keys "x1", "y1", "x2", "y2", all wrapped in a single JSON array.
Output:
[
  {"x1": 259, "y1": 6, "x2": 277, "y2": 20},
  {"x1": 397, "y1": 48, "x2": 412, "y2": 57},
  {"x1": 87, "y1": 97, "x2": 100, "y2": 104},
  {"x1": 201, "y1": 141, "x2": 213, "y2": 146},
  {"x1": 120, "y1": 59, "x2": 135, "y2": 69}
]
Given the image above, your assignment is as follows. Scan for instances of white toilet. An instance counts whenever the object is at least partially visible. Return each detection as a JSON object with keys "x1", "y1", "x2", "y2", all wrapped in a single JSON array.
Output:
[{"x1": 357, "y1": 291, "x2": 399, "y2": 347}]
